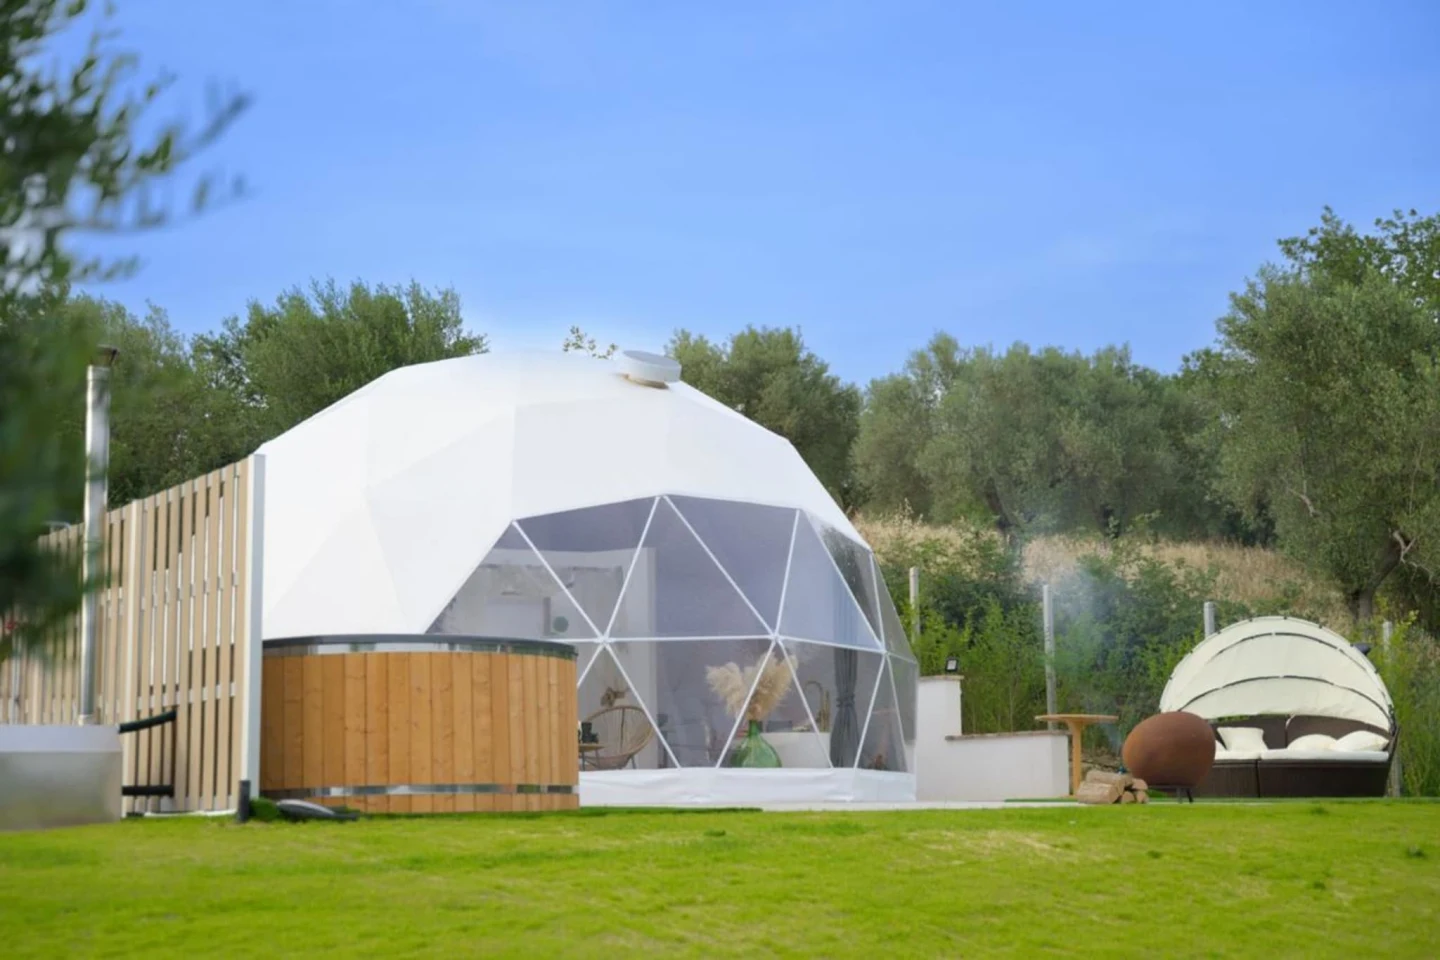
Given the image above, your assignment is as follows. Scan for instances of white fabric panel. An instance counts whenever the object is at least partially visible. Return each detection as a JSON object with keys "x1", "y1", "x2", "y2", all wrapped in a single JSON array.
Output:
[
  {"x1": 508, "y1": 396, "x2": 671, "y2": 520},
  {"x1": 1213, "y1": 749, "x2": 1261, "y2": 762},
  {"x1": 1286, "y1": 734, "x2": 1337, "y2": 752},
  {"x1": 365, "y1": 417, "x2": 517, "y2": 631},
  {"x1": 260, "y1": 393, "x2": 373, "y2": 614},
  {"x1": 259, "y1": 351, "x2": 864, "y2": 640},
  {"x1": 1258, "y1": 749, "x2": 1389, "y2": 763},
  {"x1": 263, "y1": 506, "x2": 406, "y2": 638},
  {"x1": 579, "y1": 768, "x2": 916, "y2": 806},
  {"x1": 1159, "y1": 617, "x2": 1392, "y2": 724},
  {"x1": 1179, "y1": 677, "x2": 1391, "y2": 729}
]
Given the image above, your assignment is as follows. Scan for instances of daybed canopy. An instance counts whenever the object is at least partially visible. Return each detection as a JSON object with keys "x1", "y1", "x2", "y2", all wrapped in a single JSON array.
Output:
[{"x1": 1159, "y1": 616, "x2": 1393, "y2": 731}]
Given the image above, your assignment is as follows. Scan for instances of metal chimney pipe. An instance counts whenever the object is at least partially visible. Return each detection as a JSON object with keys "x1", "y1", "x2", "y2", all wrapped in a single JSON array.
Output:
[{"x1": 78, "y1": 346, "x2": 118, "y2": 725}]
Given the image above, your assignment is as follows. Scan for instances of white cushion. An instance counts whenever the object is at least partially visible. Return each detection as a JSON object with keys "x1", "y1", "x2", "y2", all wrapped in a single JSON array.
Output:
[
  {"x1": 1333, "y1": 730, "x2": 1389, "y2": 753},
  {"x1": 1214, "y1": 748, "x2": 1260, "y2": 762},
  {"x1": 1259, "y1": 748, "x2": 1389, "y2": 763},
  {"x1": 1286, "y1": 733, "x2": 1336, "y2": 752},
  {"x1": 1216, "y1": 726, "x2": 1267, "y2": 753}
]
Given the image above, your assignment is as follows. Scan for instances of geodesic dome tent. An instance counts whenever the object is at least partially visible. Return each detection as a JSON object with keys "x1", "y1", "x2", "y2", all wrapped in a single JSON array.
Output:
[{"x1": 257, "y1": 350, "x2": 918, "y2": 805}]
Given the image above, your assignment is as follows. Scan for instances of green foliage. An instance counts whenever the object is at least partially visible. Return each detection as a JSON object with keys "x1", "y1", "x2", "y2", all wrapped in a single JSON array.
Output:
[
  {"x1": 1, "y1": 0, "x2": 245, "y2": 664},
  {"x1": 561, "y1": 325, "x2": 616, "y2": 358},
  {"x1": 1278, "y1": 206, "x2": 1440, "y2": 317},
  {"x1": 195, "y1": 279, "x2": 487, "y2": 440},
  {"x1": 871, "y1": 520, "x2": 1044, "y2": 732},
  {"x1": 1375, "y1": 616, "x2": 1440, "y2": 798},
  {"x1": 1, "y1": 1, "x2": 248, "y2": 290},
  {"x1": 668, "y1": 326, "x2": 862, "y2": 507},
  {"x1": 0, "y1": 297, "x2": 94, "y2": 660},
  {"x1": 863, "y1": 340, "x2": 1227, "y2": 541},
  {"x1": 853, "y1": 333, "x2": 963, "y2": 518},
  {"x1": 1199, "y1": 268, "x2": 1440, "y2": 621},
  {"x1": 247, "y1": 796, "x2": 282, "y2": 823},
  {"x1": 1051, "y1": 539, "x2": 1221, "y2": 734}
]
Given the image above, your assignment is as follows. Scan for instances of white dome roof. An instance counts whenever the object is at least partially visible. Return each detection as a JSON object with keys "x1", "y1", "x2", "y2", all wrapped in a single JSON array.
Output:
[
  {"x1": 1159, "y1": 616, "x2": 1393, "y2": 729},
  {"x1": 257, "y1": 351, "x2": 863, "y2": 640}
]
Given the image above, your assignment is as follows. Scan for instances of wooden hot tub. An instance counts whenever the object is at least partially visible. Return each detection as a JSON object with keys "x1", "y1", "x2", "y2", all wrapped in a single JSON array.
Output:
[{"x1": 260, "y1": 636, "x2": 577, "y2": 813}]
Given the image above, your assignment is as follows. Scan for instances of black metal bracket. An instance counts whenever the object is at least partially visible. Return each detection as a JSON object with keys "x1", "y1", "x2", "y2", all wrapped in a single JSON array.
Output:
[{"x1": 117, "y1": 708, "x2": 179, "y2": 799}]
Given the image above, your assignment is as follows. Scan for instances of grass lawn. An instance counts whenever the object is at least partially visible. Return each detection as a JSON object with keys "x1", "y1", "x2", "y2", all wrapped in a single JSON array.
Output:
[{"x1": 2, "y1": 802, "x2": 1438, "y2": 958}]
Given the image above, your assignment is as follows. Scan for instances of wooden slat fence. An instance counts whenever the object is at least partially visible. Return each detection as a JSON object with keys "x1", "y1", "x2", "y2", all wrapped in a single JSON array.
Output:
[{"x1": 0, "y1": 456, "x2": 264, "y2": 814}]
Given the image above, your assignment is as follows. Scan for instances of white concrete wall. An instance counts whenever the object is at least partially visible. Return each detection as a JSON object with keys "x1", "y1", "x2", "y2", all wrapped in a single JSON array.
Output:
[{"x1": 916, "y1": 676, "x2": 1069, "y2": 801}]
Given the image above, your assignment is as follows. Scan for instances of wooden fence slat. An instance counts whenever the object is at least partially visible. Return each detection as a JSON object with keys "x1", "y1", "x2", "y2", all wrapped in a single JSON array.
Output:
[
  {"x1": 322, "y1": 654, "x2": 345, "y2": 789},
  {"x1": 409, "y1": 654, "x2": 433, "y2": 813},
  {"x1": 387, "y1": 653, "x2": 411, "y2": 813},
  {"x1": 525, "y1": 654, "x2": 541, "y2": 809},
  {"x1": 213, "y1": 468, "x2": 237, "y2": 809},
  {"x1": 174, "y1": 480, "x2": 198, "y2": 810},
  {"x1": 118, "y1": 499, "x2": 147, "y2": 814},
  {"x1": 261, "y1": 656, "x2": 284, "y2": 793},
  {"x1": 5, "y1": 456, "x2": 259, "y2": 816},
  {"x1": 199, "y1": 471, "x2": 223, "y2": 809},
  {"x1": 365, "y1": 653, "x2": 389, "y2": 814},
  {"x1": 228, "y1": 459, "x2": 250, "y2": 799},
  {"x1": 302, "y1": 652, "x2": 324, "y2": 792},
  {"x1": 343, "y1": 652, "x2": 367, "y2": 790},
  {"x1": 431, "y1": 653, "x2": 454, "y2": 813},
  {"x1": 283, "y1": 656, "x2": 305, "y2": 789},
  {"x1": 152, "y1": 485, "x2": 180, "y2": 809},
  {"x1": 186, "y1": 477, "x2": 212, "y2": 808},
  {"x1": 509, "y1": 654, "x2": 525, "y2": 797},
  {"x1": 452, "y1": 653, "x2": 475, "y2": 813},
  {"x1": 102, "y1": 513, "x2": 122, "y2": 722}
]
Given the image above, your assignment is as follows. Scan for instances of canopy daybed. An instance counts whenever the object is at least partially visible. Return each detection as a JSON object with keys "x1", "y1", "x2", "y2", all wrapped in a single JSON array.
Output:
[{"x1": 1159, "y1": 616, "x2": 1397, "y2": 798}]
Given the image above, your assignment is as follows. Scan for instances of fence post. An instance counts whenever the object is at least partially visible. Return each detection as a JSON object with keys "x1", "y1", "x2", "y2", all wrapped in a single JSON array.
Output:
[
  {"x1": 1381, "y1": 620, "x2": 1402, "y2": 798},
  {"x1": 1203, "y1": 601, "x2": 1218, "y2": 638},
  {"x1": 907, "y1": 567, "x2": 920, "y2": 644},
  {"x1": 1042, "y1": 583, "x2": 1057, "y2": 730},
  {"x1": 237, "y1": 455, "x2": 266, "y2": 794}
]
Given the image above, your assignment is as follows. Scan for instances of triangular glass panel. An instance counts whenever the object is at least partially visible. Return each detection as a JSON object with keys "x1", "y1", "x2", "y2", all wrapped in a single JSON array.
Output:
[
  {"x1": 778, "y1": 518, "x2": 882, "y2": 650},
  {"x1": 578, "y1": 645, "x2": 669, "y2": 770},
  {"x1": 516, "y1": 498, "x2": 657, "y2": 638},
  {"x1": 729, "y1": 642, "x2": 830, "y2": 768},
  {"x1": 889, "y1": 654, "x2": 918, "y2": 749},
  {"x1": 667, "y1": 496, "x2": 797, "y2": 632},
  {"x1": 858, "y1": 659, "x2": 907, "y2": 773},
  {"x1": 428, "y1": 524, "x2": 596, "y2": 641},
  {"x1": 572, "y1": 640, "x2": 601, "y2": 685},
  {"x1": 610, "y1": 498, "x2": 769, "y2": 639},
  {"x1": 812, "y1": 517, "x2": 883, "y2": 642},
  {"x1": 611, "y1": 637, "x2": 771, "y2": 767},
  {"x1": 781, "y1": 639, "x2": 882, "y2": 768},
  {"x1": 872, "y1": 555, "x2": 917, "y2": 660}
]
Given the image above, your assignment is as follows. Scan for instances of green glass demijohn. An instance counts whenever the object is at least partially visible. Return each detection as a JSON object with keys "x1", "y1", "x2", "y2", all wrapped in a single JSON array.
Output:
[{"x1": 732, "y1": 720, "x2": 782, "y2": 768}]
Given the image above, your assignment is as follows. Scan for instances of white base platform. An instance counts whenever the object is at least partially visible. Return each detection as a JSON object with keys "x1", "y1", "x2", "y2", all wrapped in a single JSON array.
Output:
[
  {"x1": 0, "y1": 724, "x2": 122, "y2": 832},
  {"x1": 580, "y1": 768, "x2": 915, "y2": 806}
]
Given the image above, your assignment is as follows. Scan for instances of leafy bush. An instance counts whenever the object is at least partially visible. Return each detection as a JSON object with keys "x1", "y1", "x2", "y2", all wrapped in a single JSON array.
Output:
[
  {"x1": 247, "y1": 796, "x2": 282, "y2": 823},
  {"x1": 1376, "y1": 617, "x2": 1440, "y2": 798}
]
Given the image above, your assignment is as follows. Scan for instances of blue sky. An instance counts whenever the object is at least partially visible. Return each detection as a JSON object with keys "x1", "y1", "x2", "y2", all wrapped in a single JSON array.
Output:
[{"x1": 77, "y1": 0, "x2": 1439, "y2": 386}]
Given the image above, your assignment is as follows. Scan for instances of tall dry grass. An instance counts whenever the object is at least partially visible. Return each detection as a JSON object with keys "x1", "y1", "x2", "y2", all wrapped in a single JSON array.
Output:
[{"x1": 857, "y1": 515, "x2": 1353, "y2": 630}]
